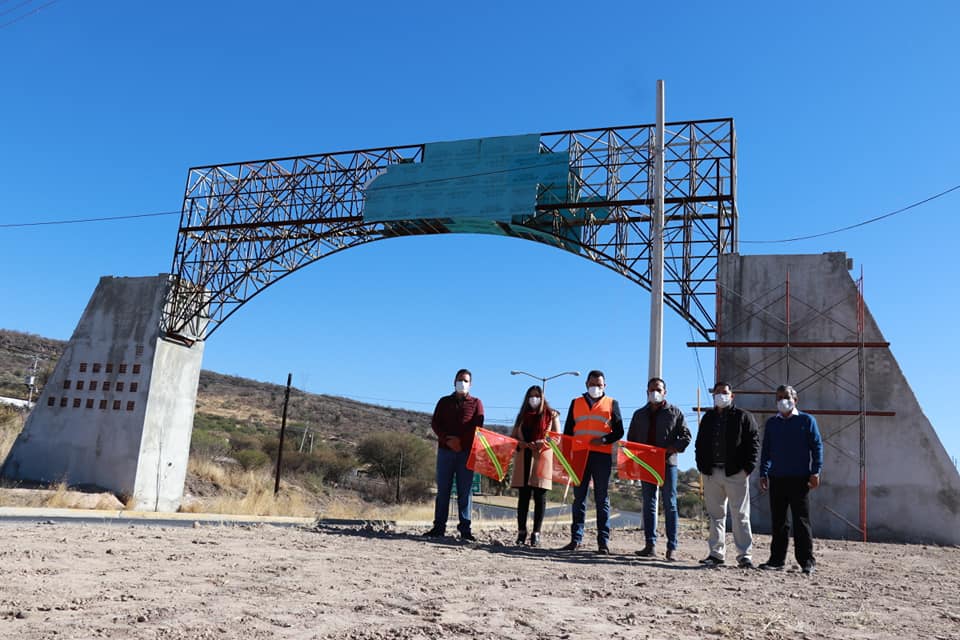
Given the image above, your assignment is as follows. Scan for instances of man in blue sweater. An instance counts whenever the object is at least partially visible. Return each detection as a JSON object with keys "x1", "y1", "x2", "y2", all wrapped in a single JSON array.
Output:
[{"x1": 758, "y1": 384, "x2": 823, "y2": 575}]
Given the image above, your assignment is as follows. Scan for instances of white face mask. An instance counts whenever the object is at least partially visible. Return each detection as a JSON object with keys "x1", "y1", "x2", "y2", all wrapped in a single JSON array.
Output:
[
  {"x1": 455, "y1": 380, "x2": 470, "y2": 394},
  {"x1": 528, "y1": 397, "x2": 541, "y2": 409},
  {"x1": 648, "y1": 390, "x2": 664, "y2": 405},
  {"x1": 777, "y1": 398, "x2": 795, "y2": 414},
  {"x1": 587, "y1": 386, "x2": 603, "y2": 399},
  {"x1": 713, "y1": 393, "x2": 732, "y2": 409}
]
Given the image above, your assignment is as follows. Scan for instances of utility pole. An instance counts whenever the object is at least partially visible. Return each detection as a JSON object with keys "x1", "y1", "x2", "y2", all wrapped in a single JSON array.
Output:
[
  {"x1": 649, "y1": 79, "x2": 666, "y2": 381},
  {"x1": 25, "y1": 356, "x2": 40, "y2": 405},
  {"x1": 396, "y1": 449, "x2": 403, "y2": 504},
  {"x1": 274, "y1": 373, "x2": 293, "y2": 495}
]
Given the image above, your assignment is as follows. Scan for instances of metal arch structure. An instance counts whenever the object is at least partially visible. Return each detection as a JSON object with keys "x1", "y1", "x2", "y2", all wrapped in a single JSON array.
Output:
[{"x1": 163, "y1": 119, "x2": 738, "y2": 342}]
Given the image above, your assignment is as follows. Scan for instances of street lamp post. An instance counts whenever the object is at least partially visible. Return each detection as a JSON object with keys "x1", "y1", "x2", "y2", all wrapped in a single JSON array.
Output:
[{"x1": 509, "y1": 370, "x2": 580, "y2": 397}]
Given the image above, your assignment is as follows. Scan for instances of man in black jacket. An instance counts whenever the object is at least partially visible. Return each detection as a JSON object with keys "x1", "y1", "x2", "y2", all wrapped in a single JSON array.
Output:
[
  {"x1": 695, "y1": 382, "x2": 759, "y2": 568},
  {"x1": 628, "y1": 377, "x2": 692, "y2": 561}
]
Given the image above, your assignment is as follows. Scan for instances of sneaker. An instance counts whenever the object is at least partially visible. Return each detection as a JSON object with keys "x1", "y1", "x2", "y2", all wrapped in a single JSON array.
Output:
[
  {"x1": 460, "y1": 532, "x2": 477, "y2": 542},
  {"x1": 665, "y1": 549, "x2": 677, "y2": 562},
  {"x1": 597, "y1": 545, "x2": 610, "y2": 555},
  {"x1": 737, "y1": 557, "x2": 755, "y2": 569},
  {"x1": 516, "y1": 531, "x2": 527, "y2": 545},
  {"x1": 700, "y1": 556, "x2": 724, "y2": 567},
  {"x1": 759, "y1": 562, "x2": 785, "y2": 571},
  {"x1": 422, "y1": 527, "x2": 444, "y2": 538},
  {"x1": 635, "y1": 545, "x2": 656, "y2": 558},
  {"x1": 561, "y1": 541, "x2": 581, "y2": 551},
  {"x1": 529, "y1": 533, "x2": 540, "y2": 548},
  {"x1": 801, "y1": 563, "x2": 816, "y2": 575}
]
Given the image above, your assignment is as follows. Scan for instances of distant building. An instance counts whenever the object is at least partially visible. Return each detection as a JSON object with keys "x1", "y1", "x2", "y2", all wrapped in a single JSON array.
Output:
[{"x1": 0, "y1": 396, "x2": 32, "y2": 410}]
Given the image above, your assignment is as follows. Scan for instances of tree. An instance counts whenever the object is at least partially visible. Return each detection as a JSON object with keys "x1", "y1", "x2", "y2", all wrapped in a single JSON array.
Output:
[{"x1": 357, "y1": 432, "x2": 435, "y2": 502}]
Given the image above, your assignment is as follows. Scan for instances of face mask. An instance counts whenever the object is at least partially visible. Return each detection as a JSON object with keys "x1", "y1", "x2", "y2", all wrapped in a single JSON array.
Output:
[
  {"x1": 528, "y1": 397, "x2": 541, "y2": 409},
  {"x1": 777, "y1": 398, "x2": 795, "y2": 413},
  {"x1": 455, "y1": 380, "x2": 470, "y2": 394},
  {"x1": 587, "y1": 386, "x2": 603, "y2": 399},
  {"x1": 648, "y1": 390, "x2": 664, "y2": 404},
  {"x1": 713, "y1": 393, "x2": 732, "y2": 409}
]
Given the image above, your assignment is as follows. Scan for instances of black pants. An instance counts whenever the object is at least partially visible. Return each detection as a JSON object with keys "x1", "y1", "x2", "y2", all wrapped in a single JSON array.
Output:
[
  {"x1": 768, "y1": 476, "x2": 815, "y2": 567},
  {"x1": 517, "y1": 486, "x2": 547, "y2": 533}
]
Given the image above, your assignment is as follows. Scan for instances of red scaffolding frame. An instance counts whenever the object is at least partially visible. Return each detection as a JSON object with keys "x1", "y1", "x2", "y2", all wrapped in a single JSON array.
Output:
[{"x1": 688, "y1": 269, "x2": 895, "y2": 542}]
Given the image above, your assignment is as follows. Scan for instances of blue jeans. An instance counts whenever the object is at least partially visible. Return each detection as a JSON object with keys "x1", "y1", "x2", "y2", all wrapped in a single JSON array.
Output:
[
  {"x1": 571, "y1": 451, "x2": 612, "y2": 545},
  {"x1": 641, "y1": 464, "x2": 679, "y2": 550},
  {"x1": 433, "y1": 447, "x2": 473, "y2": 535}
]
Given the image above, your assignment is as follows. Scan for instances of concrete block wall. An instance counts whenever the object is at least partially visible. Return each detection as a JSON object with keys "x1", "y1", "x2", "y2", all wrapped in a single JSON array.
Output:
[
  {"x1": 1, "y1": 275, "x2": 204, "y2": 511},
  {"x1": 718, "y1": 252, "x2": 960, "y2": 545}
]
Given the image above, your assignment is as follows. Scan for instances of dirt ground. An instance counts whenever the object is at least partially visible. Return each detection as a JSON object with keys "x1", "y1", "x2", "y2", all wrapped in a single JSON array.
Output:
[{"x1": 0, "y1": 519, "x2": 957, "y2": 640}]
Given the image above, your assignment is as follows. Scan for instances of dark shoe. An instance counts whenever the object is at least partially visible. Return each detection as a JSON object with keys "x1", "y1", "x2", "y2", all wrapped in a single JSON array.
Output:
[
  {"x1": 801, "y1": 563, "x2": 816, "y2": 575},
  {"x1": 700, "y1": 555, "x2": 724, "y2": 567},
  {"x1": 529, "y1": 532, "x2": 541, "y2": 548},
  {"x1": 597, "y1": 545, "x2": 610, "y2": 555},
  {"x1": 561, "y1": 541, "x2": 581, "y2": 551},
  {"x1": 635, "y1": 545, "x2": 656, "y2": 558},
  {"x1": 516, "y1": 531, "x2": 527, "y2": 545},
  {"x1": 737, "y1": 557, "x2": 755, "y2": 569},
  {"x1": 759, "y1": 562, "x2": 784, "y2": 571},
  {"x1": 460, "y1": 532, "x2": 476, "y2": 542},
  {"x1": 665, "y1": 549, "x2": 677, "y2": 562},
  {"x1": 422, "y1": 527, "x2": 444, "y2": 538}
]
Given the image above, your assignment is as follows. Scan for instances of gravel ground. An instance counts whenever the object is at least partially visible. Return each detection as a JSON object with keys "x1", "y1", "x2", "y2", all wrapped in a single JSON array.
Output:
[{"x1": 0, "y1": 519, "x2": 957, "y2": 639}]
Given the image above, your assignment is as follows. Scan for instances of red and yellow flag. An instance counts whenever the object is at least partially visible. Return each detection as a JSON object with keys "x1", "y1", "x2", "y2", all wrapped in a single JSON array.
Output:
[
  {"x1": 617, "y1": 441, "x2": 666, "y2": 486},
  {"x1": 466, "y1": 428, "x2": 518, "y2": 482},
  {"x1": 539, "y1": 433, "x2": 589, "y2": 486}
]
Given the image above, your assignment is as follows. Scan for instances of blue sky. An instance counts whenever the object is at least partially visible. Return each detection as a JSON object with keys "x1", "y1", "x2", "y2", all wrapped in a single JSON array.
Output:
[{"x1": 1, "y1": 1, "x2": 958, "y2": 471}]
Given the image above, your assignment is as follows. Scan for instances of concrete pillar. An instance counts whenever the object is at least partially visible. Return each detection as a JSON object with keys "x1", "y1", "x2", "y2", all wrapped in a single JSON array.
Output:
[
  {"x1": 718, "y1": 252, "x2": 960, "y2": 545},
  {"x1": 1, "y1": 275, "x2": 205, "y2": 512}
]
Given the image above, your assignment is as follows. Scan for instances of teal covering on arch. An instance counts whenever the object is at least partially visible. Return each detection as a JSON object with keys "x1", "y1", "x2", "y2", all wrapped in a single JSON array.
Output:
[{"x1": 363, "y1": 134, "x2": 571, "y2": 234}]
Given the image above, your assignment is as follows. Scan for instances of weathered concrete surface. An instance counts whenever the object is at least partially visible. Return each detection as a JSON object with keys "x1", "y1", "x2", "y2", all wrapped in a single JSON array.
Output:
[
  {"x1": 1, "y1": 275, "x2": 204, "y2": 512},
  {"x1": 718, "y1": 252, "x2": 960, "y2": 545}
]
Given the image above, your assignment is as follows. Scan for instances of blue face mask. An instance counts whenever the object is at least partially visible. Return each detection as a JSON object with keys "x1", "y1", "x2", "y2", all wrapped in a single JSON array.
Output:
[{"x1": 777, "y1": 398, "x2": 795, "y2": 413}]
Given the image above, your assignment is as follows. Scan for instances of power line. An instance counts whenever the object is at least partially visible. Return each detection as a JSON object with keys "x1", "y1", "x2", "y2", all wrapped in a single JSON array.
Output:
[
  {"x1": 0, "y1": 210, "x2": 179, "y2": 229},
  {"x1": 0, "y1": 0, "x2": 36, "y2": 18},
  {"x1": 0, "y1": 0, "x2": 58, "y2": 30},
  {"x1": 742, "y1": 182, "x2": 960, "y2": 244}
]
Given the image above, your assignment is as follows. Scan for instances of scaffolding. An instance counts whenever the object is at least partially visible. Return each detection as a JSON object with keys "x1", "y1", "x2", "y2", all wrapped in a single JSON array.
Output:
[{"x1": 688, "y1": 268, "x2": 895, "y2": 542}]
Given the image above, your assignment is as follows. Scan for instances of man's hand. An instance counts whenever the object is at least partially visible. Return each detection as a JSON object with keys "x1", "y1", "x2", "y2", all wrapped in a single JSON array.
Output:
[
  {"x1": 759, "y1": 477, "x2": 769, "y2": 493},
  {"x1": 445, "y1": 436, "x2": 462, "y2": 452},
  {"x1": 590, "y1": 437, "x2": 605, "y2": 447},
  {"x1": 808, "y1": 474, "x2": 820, "y2": 489}
]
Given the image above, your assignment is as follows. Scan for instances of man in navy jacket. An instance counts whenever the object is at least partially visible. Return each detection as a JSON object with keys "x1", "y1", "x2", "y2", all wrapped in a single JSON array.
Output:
[{"x1": 758, "y1": 384, "x2": 823, "y2": 575}]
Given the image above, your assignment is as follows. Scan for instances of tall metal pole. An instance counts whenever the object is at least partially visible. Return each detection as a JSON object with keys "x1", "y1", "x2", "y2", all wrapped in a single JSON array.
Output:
[
  {"x1": 274, "y1": 373, "x2": 292, "y2": 495},
  {"x1": 649, "y1": 79, "x2": 666, "y2": 380}
]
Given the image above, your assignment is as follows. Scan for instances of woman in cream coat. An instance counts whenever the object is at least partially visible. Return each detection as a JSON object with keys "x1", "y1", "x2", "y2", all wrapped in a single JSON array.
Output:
[{"x1": 510, "y1": 385, "x2": 561, "y2": 547}]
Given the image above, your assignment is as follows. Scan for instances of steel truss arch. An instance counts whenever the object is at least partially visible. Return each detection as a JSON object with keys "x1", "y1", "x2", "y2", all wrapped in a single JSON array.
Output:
[{"x1": 164, "y1": 119, "x2": 738, "y2": 341}]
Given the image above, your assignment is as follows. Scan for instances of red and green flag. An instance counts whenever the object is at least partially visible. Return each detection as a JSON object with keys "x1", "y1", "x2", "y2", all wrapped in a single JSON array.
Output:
[
  {"x1": 467, "y1": 428, "x2": 518, "y2": 482},
  {"x1": 617, "y1": 441, "x2": 666, "y2": 486},
  {"x1": 540, "y1": 433, "x2": 589, "y2": 486}
]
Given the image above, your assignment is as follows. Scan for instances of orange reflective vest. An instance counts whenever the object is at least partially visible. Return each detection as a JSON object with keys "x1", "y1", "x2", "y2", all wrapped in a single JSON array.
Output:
[{"x1": 572, "y1": 395, "x2": 615, "y2": 453}]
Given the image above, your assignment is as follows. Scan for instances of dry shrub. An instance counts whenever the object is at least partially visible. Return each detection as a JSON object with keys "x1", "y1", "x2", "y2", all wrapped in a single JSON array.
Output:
[
  {"x1": 43, "y1": 481, "x2": 71, "y2": 508},
  {"x1": 0, "y1": 407, "x2": 24, "y2": 461},
  {"x1": 182, "y1": 461, "x2": 316, "y2": 517},
  {"x1": 188, "y1": 456, "x2": 231, "y2": 488}
]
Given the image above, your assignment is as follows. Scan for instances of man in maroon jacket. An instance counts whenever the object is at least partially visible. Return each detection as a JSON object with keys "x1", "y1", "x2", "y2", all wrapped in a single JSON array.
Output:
[{"x1": 424, "y1": 368, "x2": 485, "y2": 541}]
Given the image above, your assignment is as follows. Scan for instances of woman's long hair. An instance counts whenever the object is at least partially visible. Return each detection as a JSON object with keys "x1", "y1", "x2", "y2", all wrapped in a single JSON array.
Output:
[{"x1": 512, "y1": 385, "x2": 553, "y2": 440}]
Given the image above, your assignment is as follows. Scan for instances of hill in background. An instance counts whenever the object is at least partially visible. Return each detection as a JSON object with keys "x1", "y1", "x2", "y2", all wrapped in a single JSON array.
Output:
[
  {"x1": 0, "y1": 328, "x2": 700, "y2": 517},
  {"x1": 0, "y1": 328, "x2": 435, "y2": 445}
]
